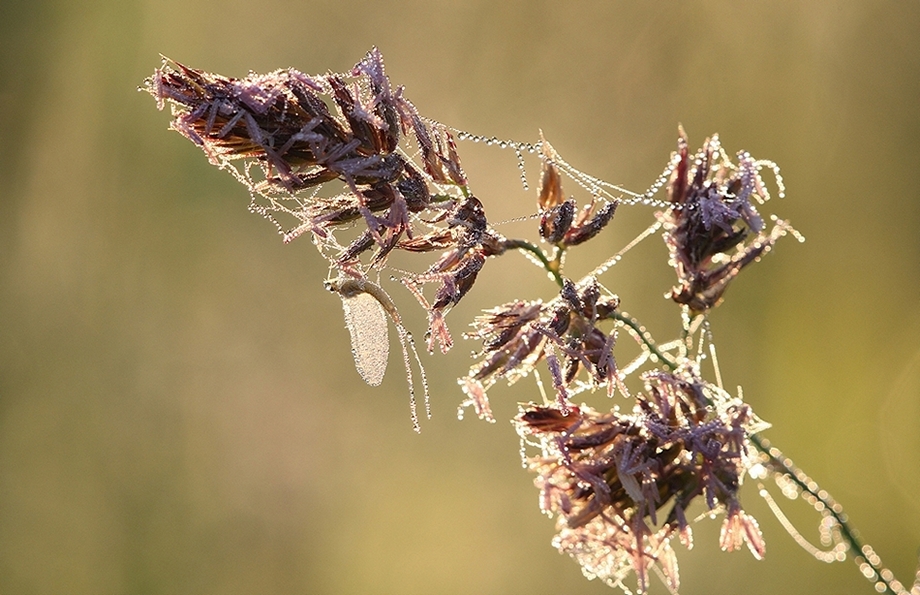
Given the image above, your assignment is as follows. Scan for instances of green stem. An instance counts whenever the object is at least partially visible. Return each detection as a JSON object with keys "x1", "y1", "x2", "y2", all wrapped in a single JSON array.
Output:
[
  {"x1": 749, "y1": 434, "x2": 908, "y2": 595},
  {"x1": 501, "y1": 240, "x2": 682, "y2": 372},
  {"x1": 503, "y1": 239, "x2": 565, "y2": 288},
  {"x1": 607, "y1": 311, "x2": 679, "y2": 370}
]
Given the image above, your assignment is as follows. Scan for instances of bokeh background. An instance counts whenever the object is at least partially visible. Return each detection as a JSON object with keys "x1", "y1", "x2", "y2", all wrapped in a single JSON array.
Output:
[{"x1": 2, "y1": 2, "x2": 919, "y2": 594}]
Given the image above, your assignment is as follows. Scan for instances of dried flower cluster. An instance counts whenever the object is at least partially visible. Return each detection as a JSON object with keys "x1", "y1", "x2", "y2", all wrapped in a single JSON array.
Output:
[
  {"x1": 460, "y1": 276, "x2": 621, "y2": 422},
  {"x1": 660, "y1": 127, "x2": 792, "y2": 314},
  {"x1": 147, "y1": 49, "x2": 917, "y2": 595},
  {"x1": 537, "y1": 138, "x2": 619, "y2": 249},
  {"x1": 516, "y1": 370, "x2": 769, "y2": 592},
  {"x1": 144, "y1": 49, "x2": 505, "y2": 355}
]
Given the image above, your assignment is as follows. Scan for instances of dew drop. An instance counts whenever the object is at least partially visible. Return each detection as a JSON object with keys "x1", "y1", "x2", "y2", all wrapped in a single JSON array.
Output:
[{"x1": 749, "y1": 462, "x2": 768, "y2": 480}]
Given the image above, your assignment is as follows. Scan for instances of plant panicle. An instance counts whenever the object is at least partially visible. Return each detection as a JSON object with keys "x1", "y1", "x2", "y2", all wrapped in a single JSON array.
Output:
[{"x1": 145, "y1": 49, "x2": 917, "y2": 595}]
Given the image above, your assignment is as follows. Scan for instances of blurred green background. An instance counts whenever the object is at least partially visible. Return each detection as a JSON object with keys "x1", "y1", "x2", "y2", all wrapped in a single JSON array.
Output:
[{"x1": 2, "y1": 1, "x2": 919, "y2": 594}]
